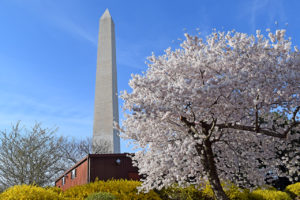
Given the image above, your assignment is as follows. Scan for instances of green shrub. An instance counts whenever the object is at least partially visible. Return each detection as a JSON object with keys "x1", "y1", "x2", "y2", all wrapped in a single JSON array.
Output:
[
  {"x1": 85, "y1": 192, "x2": 116, "y2": 200},
  {"x1": 249, "y1": 189, "x2": 292, "y2": 200},
  {"x1": 0, "y1": 184, "x2": 64, "y2": 200},
  {"x1": 285, "y1": 182, "x2": 300, "y2": 199}
]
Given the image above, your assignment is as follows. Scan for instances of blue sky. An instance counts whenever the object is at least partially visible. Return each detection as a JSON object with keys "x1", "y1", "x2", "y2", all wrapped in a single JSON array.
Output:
[{"x1": 0, "y1": 0, "x2": 299, "y2": 153}]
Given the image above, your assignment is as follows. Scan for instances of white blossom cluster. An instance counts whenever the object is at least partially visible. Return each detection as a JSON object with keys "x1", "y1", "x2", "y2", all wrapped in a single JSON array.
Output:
[{"x1": 119, "y1": 29, "x2": 300, "y2": 191}]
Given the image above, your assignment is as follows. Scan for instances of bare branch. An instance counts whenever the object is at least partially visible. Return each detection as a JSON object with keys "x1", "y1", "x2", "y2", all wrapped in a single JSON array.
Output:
[{"x1": 0, "y1": 122, "x2": 64, "y2": 188}]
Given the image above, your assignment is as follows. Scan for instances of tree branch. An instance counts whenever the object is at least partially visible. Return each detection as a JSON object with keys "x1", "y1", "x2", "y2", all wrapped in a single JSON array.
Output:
[
  {"x1": 180, "y1": 116, "x2": 198, "y2": 136},
  {"x1": 216, "y1": 117, "x2": 300, "y2": 139},
  {"x1": 207, "y1": 118, "x2": 217, "y2": 139},
  {"x1": 211, "y1": 129, "x2": 225, "y2": 143}
]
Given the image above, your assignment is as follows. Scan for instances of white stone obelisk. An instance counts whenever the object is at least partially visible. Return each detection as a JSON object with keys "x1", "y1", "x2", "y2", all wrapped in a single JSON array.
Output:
[{"x1": 93, "y1": 9, "x2": 120, "y2": 153}]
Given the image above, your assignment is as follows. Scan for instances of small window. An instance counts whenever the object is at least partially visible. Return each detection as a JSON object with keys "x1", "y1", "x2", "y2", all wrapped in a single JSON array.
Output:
[
  {"x1": 71, "y1": 169, "x2": 77, "y2": 179},
  {"x1": 62, "y1": 177, "x2": 66, "y2": 185}
]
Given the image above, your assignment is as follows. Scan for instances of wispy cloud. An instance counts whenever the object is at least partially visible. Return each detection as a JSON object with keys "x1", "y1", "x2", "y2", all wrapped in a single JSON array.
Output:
[
  {"x1": 0, "y1": 90, "x2": 93, "y2": 138},
  {"x1": 49, "y1": 14, "x2": 98, "y2": 46},
  {"x1": 117, "y1": 43, "x2": 148, "y2": 70},
  {"x1": 265, "y1": 0, "x2": 287, "y2": 28},
  {"x1": 9, "y1": 0, "x2": 97, "y2": 46},
  {"x1": 239, "y1": 0, "x2": 287, "y2": 32},
  {"x1": 250, "y1": 0, "x2": 270, "y2": 31}
]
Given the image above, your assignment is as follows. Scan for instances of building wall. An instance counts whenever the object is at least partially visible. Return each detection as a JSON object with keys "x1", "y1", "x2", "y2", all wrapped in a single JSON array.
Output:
[
  {"x1": 55, "y1": 159, "x2": 88, "y2": 191},
  {"x1": 90, "y1": 154, "x2": 139, "y2": 182},
  {"x1": 55, "y1": 154, "x2": 139, "y2": 191}
]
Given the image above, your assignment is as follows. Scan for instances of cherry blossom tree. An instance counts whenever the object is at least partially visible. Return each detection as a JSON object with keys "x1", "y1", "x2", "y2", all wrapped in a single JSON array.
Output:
[{"x1": 119, "y1": 29, "x2": 300, "y2": 200}]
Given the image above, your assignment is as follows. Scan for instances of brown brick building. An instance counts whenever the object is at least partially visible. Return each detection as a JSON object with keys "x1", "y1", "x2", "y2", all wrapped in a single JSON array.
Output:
[{"x1": 55, "y1": 153, "x2": 139, "y2": 190}]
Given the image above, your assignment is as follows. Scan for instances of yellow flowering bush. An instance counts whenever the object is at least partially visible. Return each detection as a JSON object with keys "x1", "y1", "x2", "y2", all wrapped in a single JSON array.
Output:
[
  {"x1": 223, "y1": 183, "x2": 250, "y2": 200},
  {"x1": 156, "y1": 182, "x2": 249, "y2": 200},
  {"x1": 0, "y1": 184, "x2": 64, "y2": 200},
  {"x1": 63, "y1": 179, "x2": 161, "y2": 200},
  {"x1": 85, "y1": 192, "x2": 116, "y2": 200},
  {"x1": 1, "y1": 180, "x2": 299, "y2": 199},
  {"x1": 45, "y1": 186, "x2": 63, "y2": 195},
  {"x1": 201, "y1": 182, "x2": 249, "y2": 200},
  {"x1": 285, "y1": 182, "x2": 300, "y2": 199},
  {"x1": 249, "y1": 189, "x2": 292, "y2": 200},
  {"x1": 156, "y1": 184, "x2": 206, "y2": 200}
]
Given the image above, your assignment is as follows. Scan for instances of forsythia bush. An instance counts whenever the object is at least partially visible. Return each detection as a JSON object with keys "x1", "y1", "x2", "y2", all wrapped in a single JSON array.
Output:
[
  {"x1": 285, "y1": 182, "x2": 300, "y2": 199},
  {"x1": 63, "y1": 179, "x2": 161, "y2": 200},
  {"x1": 201, "y1": 182, "x2": 250, "y2": 200},
  {"x1": 85, "y1": 192, "x2": 116, "y2": 200},
  {"x1": 0, "y1": 180, "x2": 299, "y2": 199},
  {"x1": 0, "y1": 184, "x2": 64, "y2": 200},
  {"x1": 157, "y1": 184, "x2": 205, "y2": 200},
  {"x1": 155, "y1": 182, "x2": 249, "y2": 200},
  {"x1": 45, "y1": 186, "x2": 64, "y2": 195},
  {"x1": 249, "y1": 189, "x2": 292, "y2": 200}
]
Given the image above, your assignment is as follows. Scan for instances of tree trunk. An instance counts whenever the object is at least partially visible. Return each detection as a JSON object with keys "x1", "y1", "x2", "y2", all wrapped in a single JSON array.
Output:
[{"x1": 197, "y1": 140, "x2": 229, "y2": 200}]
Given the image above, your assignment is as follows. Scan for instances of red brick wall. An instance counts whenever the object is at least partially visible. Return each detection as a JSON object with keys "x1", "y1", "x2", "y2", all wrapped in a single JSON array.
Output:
[
  {"x1": 55, "y1": 154, "x2": 139, "y2": 191},
  {"x1": 55, "y1": 159, "x2": 88, "y2": 191},
  {"x1": 90, "y1": 154, "x2": 139, "y2": 182}
]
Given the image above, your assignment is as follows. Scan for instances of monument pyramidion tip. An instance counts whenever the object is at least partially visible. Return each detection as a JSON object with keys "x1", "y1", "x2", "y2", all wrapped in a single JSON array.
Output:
[{"x1": 101, "y1": 8, "x2": 112, "y2": 19}]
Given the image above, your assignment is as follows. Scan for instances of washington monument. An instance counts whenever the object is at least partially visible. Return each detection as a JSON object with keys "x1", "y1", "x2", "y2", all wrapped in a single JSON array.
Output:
[{"x1": 93, "y1": 9, "x2": 120, "y2": 153}]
